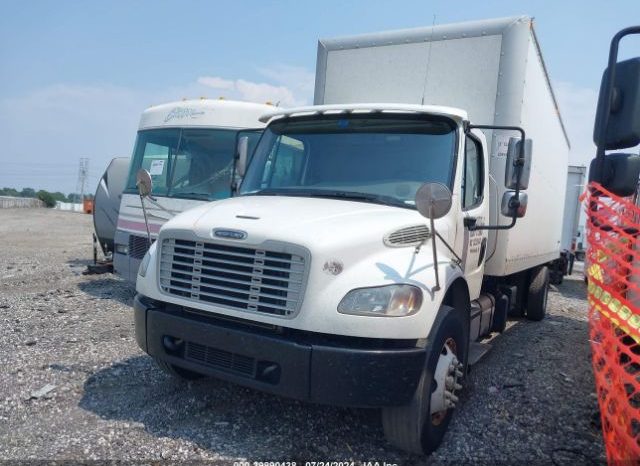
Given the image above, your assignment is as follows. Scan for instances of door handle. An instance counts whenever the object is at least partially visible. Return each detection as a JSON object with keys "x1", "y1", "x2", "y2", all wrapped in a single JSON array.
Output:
[
  {"x1": 478, "y1": 238, "x2": 488, "y2": 266},
  {"x1": 464, "y1": 217, "x2": 478, "y2": 229}
]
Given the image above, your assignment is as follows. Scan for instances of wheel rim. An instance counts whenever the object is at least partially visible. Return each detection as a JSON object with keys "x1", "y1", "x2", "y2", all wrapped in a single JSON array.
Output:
[{"x1": 430, "y1": 337, "x2": 463, "y2": 426}]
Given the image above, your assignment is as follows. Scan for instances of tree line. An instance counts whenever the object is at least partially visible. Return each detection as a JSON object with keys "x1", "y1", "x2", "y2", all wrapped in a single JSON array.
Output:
[{"x1": 0, "y1": 187, "x2": 93, "y2": 208}]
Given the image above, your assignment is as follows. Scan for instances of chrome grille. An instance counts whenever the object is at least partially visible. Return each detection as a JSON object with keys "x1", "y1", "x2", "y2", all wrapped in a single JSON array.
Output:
[
  {"x1": 159, "y1": 238, "x2": 306, "y2": 316},
  {"x1": 129, "y1": 234, "x2": 152, "y2": 259}
]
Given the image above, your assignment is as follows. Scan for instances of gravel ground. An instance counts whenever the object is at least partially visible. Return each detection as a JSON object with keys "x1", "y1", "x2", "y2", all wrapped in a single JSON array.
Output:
[{"x1": 0, "y1": 208, "x2": 605, "y2": 464}]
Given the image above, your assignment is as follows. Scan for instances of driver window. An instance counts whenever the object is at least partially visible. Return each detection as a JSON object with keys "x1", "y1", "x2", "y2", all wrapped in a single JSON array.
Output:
[{"x1": 463, "y1": 136, "x2": 483, "y2": 209}]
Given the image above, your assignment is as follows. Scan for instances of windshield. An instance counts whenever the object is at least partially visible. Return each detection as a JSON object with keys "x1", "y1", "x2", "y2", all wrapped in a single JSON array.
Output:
[
  {"x1": 125, "y1": 128, "x2": 261, "y2": 201},
  {"x1": 239, "y1": 115, "x2": 457, "y2": 208}
]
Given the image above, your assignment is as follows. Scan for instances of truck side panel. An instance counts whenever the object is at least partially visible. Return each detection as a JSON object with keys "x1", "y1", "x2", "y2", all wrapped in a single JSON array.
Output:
[{"x1": 485, "y1": 33, "x2": 570, "y2": 276}]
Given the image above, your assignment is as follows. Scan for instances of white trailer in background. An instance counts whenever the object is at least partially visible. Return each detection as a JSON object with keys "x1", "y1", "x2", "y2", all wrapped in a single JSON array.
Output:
[
  {"x1": 561, "y1": 166, "x2": 587, "y2": 253},
  {"x1": 555, "y1": 165, "x2": 587, "y2": 278},
  {"x1": 114, "y1": 99, "x2": 273, "y2": 282},
  {"x1": 133, "y1": 17, "x2": 570, "y2": 455}
]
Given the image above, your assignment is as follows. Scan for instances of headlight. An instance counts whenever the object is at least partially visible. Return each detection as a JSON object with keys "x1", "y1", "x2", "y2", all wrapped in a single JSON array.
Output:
[
  {"x1": 338, "y1": 284, "x2": 423, "y2": 317},
  {"x1": 115, "y1": 243, "x2": 129, "y2": 255},
  {"x1": 138, "y1": 249, "x2": 152, "y2": 277}
]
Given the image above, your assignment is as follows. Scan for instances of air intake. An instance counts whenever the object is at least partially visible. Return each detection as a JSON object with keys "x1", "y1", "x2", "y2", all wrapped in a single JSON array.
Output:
[{"x1": 384, "y1": 225, "x2": 430, "y2": 247}]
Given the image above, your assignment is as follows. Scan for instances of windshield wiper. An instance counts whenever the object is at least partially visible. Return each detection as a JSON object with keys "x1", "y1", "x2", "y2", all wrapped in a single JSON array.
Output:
[
  {"x1": 168, "y1": 192, "x2": 212, "y2": 200},
  {"x1": 247, "y1": 189, "x2": 410, "y2": 208},
  {"x1": 312, "y1": 190, "x2": 410, "y2": 208}
]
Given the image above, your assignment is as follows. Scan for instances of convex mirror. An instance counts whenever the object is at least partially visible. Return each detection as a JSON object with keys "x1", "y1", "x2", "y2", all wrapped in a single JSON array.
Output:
[
  {"x1": 415, "y1": 183, "x2": 453, "y2": 219},
  {"x1": 136, "y1": 169, "x2": 153, "y2": 197},
  {"x1": 501, "y1": 191, "x2": 528, "y2": 218},
  {"x1": 589, "y1": 152, "x2": 640, "y2": 197}
]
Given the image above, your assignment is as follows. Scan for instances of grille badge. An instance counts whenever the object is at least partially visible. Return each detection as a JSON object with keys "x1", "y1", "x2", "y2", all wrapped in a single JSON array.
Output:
[
  {"x1": 213, "y1": 229, "x2": 247, "y2": 240},
  {"x1": 323, "y1": 260, "x2": 344, "y2": 275}
]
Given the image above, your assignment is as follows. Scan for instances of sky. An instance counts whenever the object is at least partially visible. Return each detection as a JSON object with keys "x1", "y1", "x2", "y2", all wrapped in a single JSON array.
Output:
[{"x1": 0, "y1": 0, "x2": 638, "y2": 194}]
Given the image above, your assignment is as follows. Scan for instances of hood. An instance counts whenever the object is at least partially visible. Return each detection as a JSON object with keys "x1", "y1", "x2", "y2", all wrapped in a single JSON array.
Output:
[{"x1": 160, "y1": 195, "x2": 431, "y2": 251}]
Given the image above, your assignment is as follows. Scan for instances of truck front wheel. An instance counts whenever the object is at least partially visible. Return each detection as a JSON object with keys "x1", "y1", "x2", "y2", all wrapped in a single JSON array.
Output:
[
  {"x1": 381, "y1": 305, "x2": 467, "y2": 455},
  {"x1": 526, "y1": 266, "x2": 550, "y2": 321},
  {"x1": 154, "y1": 358, "x2": 204, "y2": 380}
]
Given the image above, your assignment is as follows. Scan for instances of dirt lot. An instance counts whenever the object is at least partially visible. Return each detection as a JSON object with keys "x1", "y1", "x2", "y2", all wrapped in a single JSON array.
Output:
[{"x1": 0, "y1": 208, "x2": 605, "y2": 464}]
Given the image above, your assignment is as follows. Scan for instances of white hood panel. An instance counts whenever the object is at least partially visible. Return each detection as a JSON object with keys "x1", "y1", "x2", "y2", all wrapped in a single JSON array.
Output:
[{"x1": 162, "y1": 195, "x2": 427, "y2": 251}]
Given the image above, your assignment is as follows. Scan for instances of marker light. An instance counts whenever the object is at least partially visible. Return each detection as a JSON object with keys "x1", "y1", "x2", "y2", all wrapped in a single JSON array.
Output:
[
  {"x1": 138, "y1": 249, "x2": 152, "y2": 278},
  {"x1": 115, "y1": 244, "x2": 128, "y2": 255}
]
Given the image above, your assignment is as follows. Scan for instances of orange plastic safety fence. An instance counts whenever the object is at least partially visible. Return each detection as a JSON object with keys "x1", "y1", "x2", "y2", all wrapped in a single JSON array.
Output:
[{"x1": 587, "y1": 181, "x2": 640, "y2": 463}]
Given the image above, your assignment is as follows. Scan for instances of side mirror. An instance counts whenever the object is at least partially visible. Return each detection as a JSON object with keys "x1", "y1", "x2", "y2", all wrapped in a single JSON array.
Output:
[
  {"x1": 501, "y1": 191, "x2": 528, "y2": 218},
  {"x1": 236, "y1": 136, "x2": 249, "y2": 178},
  {"x1": 136, "y1": 169, "x2": 153, "y2": 197},
  {"x1": 415, "y1": 182, "x2": 453, "y2": 292},
  {"x1": 505, "y1": 137, "x2": 532, "y2": 190},
  {"x1": 415, "y1": 182, "x2": 453, "y2": 219},
  {"x1": 593, "y1": 57, "x2": 640, "y2": 150},
  {"x1": 589, "y1": 152, "x2": 640, "y2": 197}
]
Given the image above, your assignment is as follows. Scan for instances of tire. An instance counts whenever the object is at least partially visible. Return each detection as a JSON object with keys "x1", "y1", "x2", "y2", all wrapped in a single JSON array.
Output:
[
  {"x1": 382, "y1": 305, "x2": 467, "y2": 455},
  {"x1": 154, "y1": 358, "x2": 204, "y2": 380},
  {"x1": 549, "y1": 269, "x2": 563, "y2": 286},
  {"x1": 526, "y1": 266, "x2": 550, "y2": 321}
]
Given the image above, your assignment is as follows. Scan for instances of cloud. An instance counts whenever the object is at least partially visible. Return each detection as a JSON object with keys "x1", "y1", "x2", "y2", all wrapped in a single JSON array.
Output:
[
  {"x1": 196, "y1": 76, "x2": 235, "y2": 90},
  {"x1": 198, "y1": 75, "x2": 301, "y2": 107},
  {"x1": 197, "y1": 64, "x2": 314, "y2": 107},
  {"x1": 257, "y1": 64, "x2": 315, "y2": 97},
  {"x1": 554, "y1": 81, "x2": 599, "y2": 169},
  {"x1": 0, "y1": 64, "x2": 314, "y2": 192}
]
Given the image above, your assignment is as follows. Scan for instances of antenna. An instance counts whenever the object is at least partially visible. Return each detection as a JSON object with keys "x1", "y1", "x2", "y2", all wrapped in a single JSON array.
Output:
[
  {"x1": 75, "y1": 157, "x2": 89, "y2": 211},
  {"x1": 421, "y1": 14, "x2": 437, "y2": 105}
]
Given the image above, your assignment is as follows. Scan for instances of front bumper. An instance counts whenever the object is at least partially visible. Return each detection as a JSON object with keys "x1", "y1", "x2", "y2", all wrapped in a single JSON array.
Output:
[{"x1": 134, "y1": 294, "x2": 425, "y2": 407}]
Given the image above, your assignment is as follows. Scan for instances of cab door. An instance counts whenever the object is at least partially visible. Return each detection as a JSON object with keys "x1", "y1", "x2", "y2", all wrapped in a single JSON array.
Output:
[{"x1": 460, "y1": 131, "x2": 489, "y2": 299}]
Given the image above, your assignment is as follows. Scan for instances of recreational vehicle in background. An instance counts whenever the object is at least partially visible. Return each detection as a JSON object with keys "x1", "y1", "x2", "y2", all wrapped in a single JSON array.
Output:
[
  {"x1": 114, "y1": 99, "x2": 273, "y2": 282},
  {"x1": 93, "y1": 157, "x2": 129, "y2": 259}
]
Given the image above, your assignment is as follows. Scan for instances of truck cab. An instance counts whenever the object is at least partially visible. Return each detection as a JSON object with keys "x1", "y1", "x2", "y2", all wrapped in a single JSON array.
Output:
[{"x1": 134, "y1": 103, "x2": 536, "y2": 454}]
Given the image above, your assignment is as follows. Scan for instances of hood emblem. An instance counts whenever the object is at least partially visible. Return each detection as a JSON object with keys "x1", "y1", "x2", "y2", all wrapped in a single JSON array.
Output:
[
  {"x1": 213, "y1": 229, "x2": 247, "y2": 240},
  {"x1": 323, "y1": 260, "x2": 344, "y2": 276}
]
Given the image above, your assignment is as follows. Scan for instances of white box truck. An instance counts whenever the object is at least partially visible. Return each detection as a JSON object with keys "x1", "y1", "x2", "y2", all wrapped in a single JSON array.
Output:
[
  {"x1": 133, "y1": 16, "x2": 569, "y2": 455},
  {"x1": 114, "y1": 99, "x2": 274, "y2": 282}
]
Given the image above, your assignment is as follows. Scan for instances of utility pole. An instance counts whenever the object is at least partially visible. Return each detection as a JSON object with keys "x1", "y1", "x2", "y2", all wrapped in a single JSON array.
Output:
[{"x1": 75, "y1": 157, "x2": 89, "y2": 211}]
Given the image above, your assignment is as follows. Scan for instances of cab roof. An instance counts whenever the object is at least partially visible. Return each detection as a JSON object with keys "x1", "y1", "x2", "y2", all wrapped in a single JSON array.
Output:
[
  {"x1": 258, "y1": 103, "x2": 468, "y2": 124},
  {"x1": 139, "y1": 99, "x2": 276, "y2": 130}
]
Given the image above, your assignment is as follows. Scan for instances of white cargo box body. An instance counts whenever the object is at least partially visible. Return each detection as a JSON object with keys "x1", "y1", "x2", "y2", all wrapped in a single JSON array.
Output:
[{"x1": 314, "y1": 16, "x2": 570, "y2": 277}]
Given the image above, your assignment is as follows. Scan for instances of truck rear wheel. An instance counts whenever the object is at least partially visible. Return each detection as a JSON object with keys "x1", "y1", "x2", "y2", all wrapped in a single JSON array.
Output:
[
  {"x1": 381, "y1": 305, "x2": 467, "y2": 455},
  {"x1": 154, "y1": 358, "x2": 204, "y2": 380},
  {"x1": 526, "y1": 266, "x2": 550, "y2": 321}
]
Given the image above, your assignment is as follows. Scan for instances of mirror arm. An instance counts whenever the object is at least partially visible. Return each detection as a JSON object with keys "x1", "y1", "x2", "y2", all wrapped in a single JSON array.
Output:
[
  {"x1": 138, "y1": 193, "x2": 152, "y2": 248},
  {"x1": 467, "y1": 215, "x2": 517, "y2": 231},
  {"x1": 465, "y1": 123, "x2": 525, "y2": 231}
]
